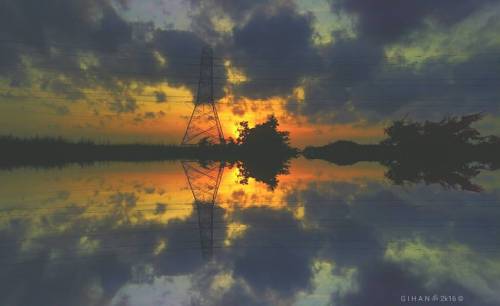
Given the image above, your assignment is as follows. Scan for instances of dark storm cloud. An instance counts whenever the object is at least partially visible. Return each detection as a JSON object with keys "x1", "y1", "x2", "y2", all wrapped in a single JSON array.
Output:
[
  {"x1": 0, "y1": 0, "x2": 108, "y2": 76},
  {"x1": 327, "y1": 38, "x2": 384, "y2": 85},
  {"x1": 92, "y1": 25, "x2": 214, "y2": 94},
  {"x1": 229, "y1": 7, "x2": 322, "y2": 98},
  {"x1": 0, "y1": 209, "x2": 136, "y2": 306},
  {"x1": 229, "y1": 208, "x2": 318, "y2": 296},
  {"x1": 1, "y1": 0, "x2": 498, "y2": 126},
  {"x1": 337, "y1": 261, "x2": 430, "y2": 306},
  {"x1": 332, "y1": 0, "x2": 497, "y2": 43},
  {"x1": 0, "y1": 0, "x2": 137, "y2": 92},
  {"x1": 0, "y1": 44, "x2": 22, "y2": 74},
  {"x1": 0, "y1": 0, "x2": 132, "y2": 52},
  {"x1": 358, "y1": 185, "x2": 500, "y2": 256},
  {"x1": 295, "y1": 179, "x2": 500, "y2": 246},
  {"x1": 295, "y1": 44, "x2": 500, "y2": 122},
  {"x1": 0, "y1": 254, "x2": 130, "y2": 306},
  {"x1": 452, "y1": 52, "x2": 500, "y2": 102},
  {"x1": 351, "y1": 48, "x2": 500, "y2": 119},
  {"x1": 152, "y1": 29, "x2": 212, "y2": 93},
  {"x1": 293, "y1": 36, "x2": 384, "y2": 121},
  {"x1": 336, "y1": 260, "x2": 499, "y2": 306},
  {"x1": 0, "y1": 196, "x2": 227, "y2": 305},
  {"x1": 293, "y1": 180, "x2": 500, "y2": 261},
  {"x1": 284, "y1": 0, "x2": 500, "y2": 123},
  {"x1": 0, "y1": 0, "x2": 214, "y2": 101},
  {"x1": 284, "y1": 180, "x2": 500, "y2": 306},
  {"x1": 185, "y1": 0, "x2": 500, "y2": 124},
  {"x1": 286, "y1": 182, "x2": 383, "y2": 265}
]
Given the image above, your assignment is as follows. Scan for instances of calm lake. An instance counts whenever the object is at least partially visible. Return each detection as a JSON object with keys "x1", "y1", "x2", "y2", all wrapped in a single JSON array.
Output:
[{"x1": 0, "y1": 158, "x2": 499, "y2": 306}]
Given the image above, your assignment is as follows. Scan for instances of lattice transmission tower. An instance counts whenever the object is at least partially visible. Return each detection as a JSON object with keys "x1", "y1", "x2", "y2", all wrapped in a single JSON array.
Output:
[
  {"x1": 181, "y1": 47, "x2": 224, "y2": 145},
  {"x1": 182, "y1": 161, "x2": 225, "y2": 259}
]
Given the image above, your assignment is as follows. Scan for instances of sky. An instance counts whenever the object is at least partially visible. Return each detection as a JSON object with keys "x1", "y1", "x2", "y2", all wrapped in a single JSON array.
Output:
[{"x1": 1, "y1": 0, "x2": 500, "y2": 146}]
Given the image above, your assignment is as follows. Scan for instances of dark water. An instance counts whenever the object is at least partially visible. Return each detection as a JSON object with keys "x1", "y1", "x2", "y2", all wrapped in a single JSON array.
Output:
[{"x1": 0, "y1": 158, "x2": 499, "y2": 306}]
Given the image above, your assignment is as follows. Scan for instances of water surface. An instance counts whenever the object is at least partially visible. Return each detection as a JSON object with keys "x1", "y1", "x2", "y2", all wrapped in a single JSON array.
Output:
[{"x1": 0, "y1": 158, "x2": 499, "y2": 306}]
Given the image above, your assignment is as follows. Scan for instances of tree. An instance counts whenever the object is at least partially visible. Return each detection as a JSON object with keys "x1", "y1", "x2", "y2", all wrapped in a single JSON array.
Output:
[
  {"x1": 234, "y1": 115, "x2": 297, "y2": 190},
  {"x1": 381, "y1": 113, "x2": 484, "y2": 147},
  {"x1": 236, "y1": 115, "x2": 292, "y2": 153},
  {"x1": 379, "y1": 113, "x2": 493, "y2": 192}
]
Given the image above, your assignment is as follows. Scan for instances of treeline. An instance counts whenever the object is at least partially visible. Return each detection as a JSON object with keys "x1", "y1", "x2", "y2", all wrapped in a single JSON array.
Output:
[
  {"x1": 304, "y1": 114, "x2": 500, "y2": 164},
  {"x1": 1, "y1": 134, "x2": 290, "y2": 168},
  {"x1": 304, "y1": 114, "x2": 500, "y2": 191},
  {"x1": 0, "y1": 116, "x2": 297, "y2": 190},
  {"x1": 0, "y1": 135, "x2": 225, "y2": 168}
]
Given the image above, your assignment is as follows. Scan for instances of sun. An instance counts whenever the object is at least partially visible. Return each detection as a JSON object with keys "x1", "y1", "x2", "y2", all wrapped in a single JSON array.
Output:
[{"x1": 217, "y1": 95, "x2": 292, "y2": 141}]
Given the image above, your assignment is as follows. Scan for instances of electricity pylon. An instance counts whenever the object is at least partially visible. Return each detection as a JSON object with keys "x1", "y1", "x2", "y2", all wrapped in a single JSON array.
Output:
[
  {"x1": 181, "y1": 47, "x2": 224, "y2": 145},
  {"x1": 181, "y1": 161, "x2": 225, "y2": 259}
]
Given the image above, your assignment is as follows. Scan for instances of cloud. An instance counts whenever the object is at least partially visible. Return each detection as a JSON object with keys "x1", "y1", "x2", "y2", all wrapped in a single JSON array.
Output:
[
  {"x1": 277, "y1": 0, "x2": 500, "y2": 124},
  {"x1": 1, "y1": 0, "x2": 499, "y2": 138},
  {"x1": 0, "y1": 0, "x2": 215, "y2": 102},
  {"x1": 214, "y1": 283, "x2": 273, "y2": 306},
  {"x1": 191, "y1": 0, "x2": 271, "y2": 21},
  {"x1": 190, "y1": 265, "x2": 274, "y2": 306},
  {"x1": 332, "y1": 0, "x2": 497, "y2": 43},
  {"x1": 188, "y1": 0, "x2": 274, "y2": 42},
  {"x1": 0, "y1": 0, "x2": 136, "y2": 95},
  {"x1": 228, "y1": 208, "x2": 317, "y2": 297},
  {"x1": 293, "y1": 41, "x2": 500, "y2": 123},
  {"x1": 290, "y1": 36, "x2": 384, "y2": 122},
  {"x1": 229, "y1": 7, "x2": 322, "y2": 98},
  {"x1": 39, "y1": 79, "x2": 86, "y2": 101},
  {"x1": 152, "y1": 28, "x2": 223, "y2": 94},
  {"x1": 284, "y1": 180, "x2": 500, "y2": 306},
  {"x1": 351, "y1": 49, "x2": 500, "y2": 120},
  {"x1": 385, "y1": 239, "x2": 500, "y2": 304},
  {"x1": 154, "y1": 91, "x2": 167, "y2": 103},
  {"x1": 109, "y1": 98, "x2": 138, "y2": 113},
  {"x1": 286, "y1": 181, "x2": 383, "y2": 266},
  {"x1": 336, "y1": 261, "x2": 433, "y2": 306},
  {"x1": 0, "y1": 0, "x2": 132, "y2": 53}
]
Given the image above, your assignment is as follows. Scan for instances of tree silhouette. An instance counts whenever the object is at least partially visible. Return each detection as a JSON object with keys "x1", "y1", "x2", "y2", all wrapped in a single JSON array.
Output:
[
  {"x1": 234, "y1": 115, "x2": 297, "y2": 190},
  {"x1": 304, "y1": 113, "x2": 500, "y2": 192},
  {"x1": 379, "y1": 113, "x2": 499, "y2": 192},
  {"x1": 381, "y1": 113, "x2": 484, "y2": 148},
  {"x1": 236, "y1": 115, "x2": 293, "y2": 152}
]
